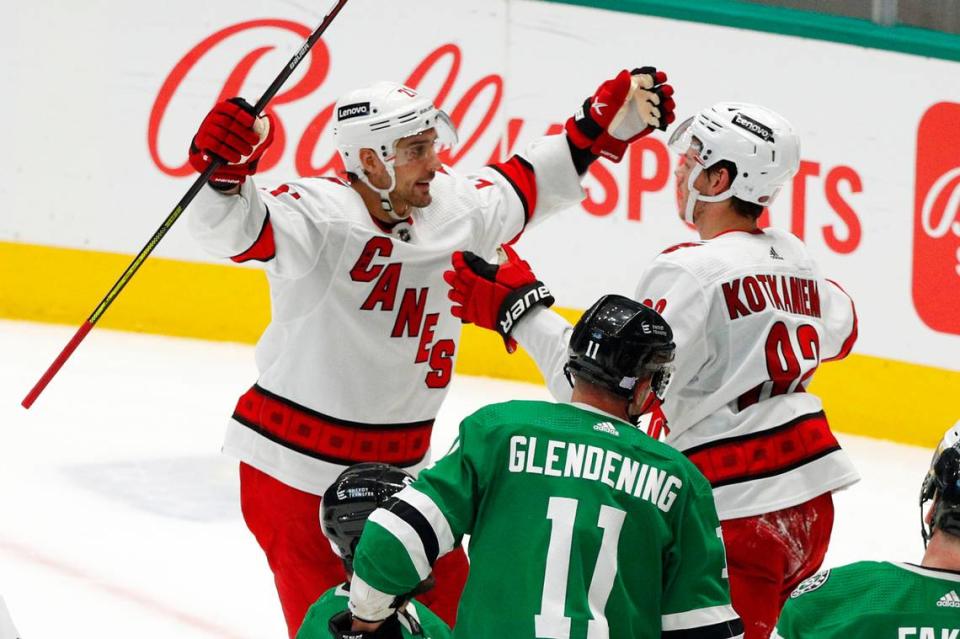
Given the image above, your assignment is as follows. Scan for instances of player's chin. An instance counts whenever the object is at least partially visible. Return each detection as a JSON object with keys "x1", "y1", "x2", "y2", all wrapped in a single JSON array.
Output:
[{"x1": 410, "y1": 185, "x2": 433, "y2": 207}]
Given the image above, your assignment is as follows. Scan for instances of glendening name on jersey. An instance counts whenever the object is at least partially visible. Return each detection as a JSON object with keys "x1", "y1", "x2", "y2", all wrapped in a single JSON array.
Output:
[
  {"x1": 349, "y1": 401, "x2": 742, "y2": 639},
  {"x1": 773, "y1": 561, "x2": 960, "y2": 638},
  {"x1": 508, "y1": 436, "x2": 683, "y2": 513}
]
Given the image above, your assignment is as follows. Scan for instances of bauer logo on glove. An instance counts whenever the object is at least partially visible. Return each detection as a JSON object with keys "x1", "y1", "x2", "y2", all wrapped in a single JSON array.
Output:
[{"x1": 443, "y1": 245, "x2": 554, "y2": 353}]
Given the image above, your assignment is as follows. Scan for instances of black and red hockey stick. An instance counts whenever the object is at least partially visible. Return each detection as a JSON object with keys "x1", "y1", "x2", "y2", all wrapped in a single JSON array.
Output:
[{"x1": 22, "y1": 0, "x2": 351, "y2": 409}]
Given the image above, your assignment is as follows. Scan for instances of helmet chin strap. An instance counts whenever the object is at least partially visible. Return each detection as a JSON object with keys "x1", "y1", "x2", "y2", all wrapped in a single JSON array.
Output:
[
  {"x1": 360, "y1": 160, "x2": 410, "y2": 222},
  {"x1": 684, "y1": 164, "x2": 735, "y2": 224}
]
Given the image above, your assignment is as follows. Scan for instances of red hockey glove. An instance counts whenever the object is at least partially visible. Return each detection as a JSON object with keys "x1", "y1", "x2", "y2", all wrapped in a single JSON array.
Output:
[
  {"x1": 565, "y1": 67, "x2": 675, "y2": 163},
  {"x1": 444, "y1": 245, "x2": 554, "y2": 353},
  {"x1": 189, "y1": 97, "x2": 276, "y2": 191}
]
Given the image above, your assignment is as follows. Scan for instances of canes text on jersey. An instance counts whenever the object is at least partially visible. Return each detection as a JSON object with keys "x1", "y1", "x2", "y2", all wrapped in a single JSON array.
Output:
[
  {"x1": 508, "y1": 435, "x2": 682, "y2": 513},
  {"x1": 722, "y1": 274, "x2": 821, "y2": 321},
  {"x1": 350, "y1": 237, "x2": 455, "y2": 389}
]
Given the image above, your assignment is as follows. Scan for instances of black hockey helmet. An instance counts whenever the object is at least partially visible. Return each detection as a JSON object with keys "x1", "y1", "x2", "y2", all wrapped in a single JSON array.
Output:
[
  {"x1": 321, "y1": 462, "x2": 414, "y2": 571},
  {"x1": 920, "y1": 421, "x2": 960, "y2": 546},
  {"x1": 564, "y1": 294, "x2": 676, "y2": 401}
]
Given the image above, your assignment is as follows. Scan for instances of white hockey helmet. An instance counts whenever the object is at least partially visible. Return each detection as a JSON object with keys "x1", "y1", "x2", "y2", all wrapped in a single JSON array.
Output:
[
  {"x1": 668, "y1": 102, "x2": 801, "y2": 223},
  {"x1": 333, "y1": 81, "x2": 457, "y2": 216}
]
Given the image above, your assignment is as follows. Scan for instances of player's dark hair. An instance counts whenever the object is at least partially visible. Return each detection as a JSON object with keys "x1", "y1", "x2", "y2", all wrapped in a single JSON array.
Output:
[{"x1": 705, "y1": 160, "x2": 765, "y2": 220}]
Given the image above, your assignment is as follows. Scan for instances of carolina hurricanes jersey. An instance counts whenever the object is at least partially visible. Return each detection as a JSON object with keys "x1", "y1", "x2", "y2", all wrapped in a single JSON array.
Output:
[
  {"x1": 514, "y1": 227, "x2": 859, "y2": 519},
  {"x1": 188, "y1": 135, "x2": 585, "y2": 494}
]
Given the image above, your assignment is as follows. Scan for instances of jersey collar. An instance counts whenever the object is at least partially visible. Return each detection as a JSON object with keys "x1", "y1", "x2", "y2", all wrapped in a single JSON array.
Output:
[
  {"x1": 569, "y1": 402, "x2": 631, "y2": 426},
  {"x1": 896, "y1": 562, "x2": 960, "y2": 582},
  {"x1": 711, "y1": 228, "x2": 766, "y2": 239}
]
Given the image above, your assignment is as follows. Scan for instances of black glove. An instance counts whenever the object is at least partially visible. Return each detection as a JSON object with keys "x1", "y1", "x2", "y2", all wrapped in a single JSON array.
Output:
[{"x1": 328, "y1": 610, "x2": 404, "y2": 639}]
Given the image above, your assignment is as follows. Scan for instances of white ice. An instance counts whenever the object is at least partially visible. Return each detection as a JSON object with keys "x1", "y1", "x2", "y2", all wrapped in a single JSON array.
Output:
[{"x1": 0, "y1": 320, "x2": 934, "y2": 638}]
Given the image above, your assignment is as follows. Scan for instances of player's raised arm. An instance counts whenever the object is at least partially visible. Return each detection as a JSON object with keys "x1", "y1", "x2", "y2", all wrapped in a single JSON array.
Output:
[
  {"x1": 464, "y1": 67, "x2": 676, "y2": 257},
  {"x1": 187, "y1": 98, "x2": 333, "y2": 280},
  {"x1": 347, "y1": 417, "x2": 486, "y2": 630}
]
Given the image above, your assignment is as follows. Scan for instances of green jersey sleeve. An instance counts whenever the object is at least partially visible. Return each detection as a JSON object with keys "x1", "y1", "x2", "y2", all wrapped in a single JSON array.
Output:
[
  {"x1": 661, "y1": 470, "x2": 742, "y2": 637},
  {"x1": 353, "y1": 415, "x2": 484, "y2": 597}
]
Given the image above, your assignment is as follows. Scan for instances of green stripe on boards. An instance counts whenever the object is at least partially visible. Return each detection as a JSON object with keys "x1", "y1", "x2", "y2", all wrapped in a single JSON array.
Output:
[{"x1": 541, "y1": 0, "x2": 960, "y2": 62}]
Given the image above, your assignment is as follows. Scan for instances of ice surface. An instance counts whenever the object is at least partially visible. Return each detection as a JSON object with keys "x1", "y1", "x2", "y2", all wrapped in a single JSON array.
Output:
[{"x1": 0, "y1": 320, "x2": 932, "y2": 637}]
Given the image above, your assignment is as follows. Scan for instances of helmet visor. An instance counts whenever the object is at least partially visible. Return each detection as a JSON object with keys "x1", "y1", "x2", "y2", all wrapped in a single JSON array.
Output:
[
  {"x1": 394, "y1": 109, "x2": 458, "y2": 166},
  {"x1": 667, "y1": 115, "x2": 696, "y2": 155}
]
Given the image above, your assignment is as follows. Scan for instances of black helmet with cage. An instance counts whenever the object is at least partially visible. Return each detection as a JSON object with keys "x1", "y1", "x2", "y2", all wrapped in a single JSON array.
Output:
[{"x1": 564, "y1": 294, "x2": 675, "y2": 416}]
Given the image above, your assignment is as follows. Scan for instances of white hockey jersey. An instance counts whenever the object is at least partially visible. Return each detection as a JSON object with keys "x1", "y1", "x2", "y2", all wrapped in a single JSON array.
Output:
[
  {"x1": 514, "y1": 227, "x2": 860, "y2": 519},
  {"x1": 189, "y1": 135, "x2": 585, "y2": 494}
]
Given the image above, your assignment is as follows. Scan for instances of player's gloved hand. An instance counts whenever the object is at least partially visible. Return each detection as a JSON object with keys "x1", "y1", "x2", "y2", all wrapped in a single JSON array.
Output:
[
  {"x1": 565, "y1": 67, "x2": 675, "y2": 163},
  {"x1": 444, "y1": 245, "x2": 554, "y2": 353},
  {"x1": 188, "y1": 97, "x2": 276, "y2": 191},
  {"x1": 328, "y1": 610, "x2": 404, "y2": 639}
]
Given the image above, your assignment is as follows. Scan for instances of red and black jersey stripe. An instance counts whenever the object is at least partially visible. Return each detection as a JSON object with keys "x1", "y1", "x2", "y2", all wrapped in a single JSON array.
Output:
[
  {"x1": 488, "y1": 155, "x2": 538, "y2": 232},
  {"x1": 683, "y1": 411, "x2": 841, "y2": 488},
  {"x1": 230, "y1": 208, "x2": 276, "y2": 263},
  {"x1": 232, "y1": 384, "x2": 433, "y2": 467}
]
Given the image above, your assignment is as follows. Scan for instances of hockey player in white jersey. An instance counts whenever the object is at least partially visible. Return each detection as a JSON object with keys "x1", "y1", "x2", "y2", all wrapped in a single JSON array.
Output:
[
  {"x1": 444, "y1": 102, "x2": 858, "y2": 639},
  {"x1": 186, "y1": 70, "x2": 675, "y2": 637}
]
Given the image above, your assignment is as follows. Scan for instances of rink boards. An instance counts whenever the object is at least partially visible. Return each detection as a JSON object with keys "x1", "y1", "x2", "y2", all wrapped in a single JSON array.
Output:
[{"x1": 3, "y1": 0, "x2": 959, "y2": 446}]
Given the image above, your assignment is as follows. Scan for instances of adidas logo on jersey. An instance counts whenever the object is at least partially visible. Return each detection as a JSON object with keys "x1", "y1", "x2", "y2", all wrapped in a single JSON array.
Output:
[
  {"x1": 593, "y1": 421, "x2": 619, "y2": 436},
  {"x1": 936, "y1": 589, "x2": 960, "y2": 607},
  {"x1": 769, "y1": 246, "x2": 784, "y2": 260}
]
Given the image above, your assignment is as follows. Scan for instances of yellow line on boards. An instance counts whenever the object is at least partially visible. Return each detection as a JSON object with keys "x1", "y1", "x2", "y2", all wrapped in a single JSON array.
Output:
[{"x1": 2, "y1": 240, "x2": 956, "y2": 448}]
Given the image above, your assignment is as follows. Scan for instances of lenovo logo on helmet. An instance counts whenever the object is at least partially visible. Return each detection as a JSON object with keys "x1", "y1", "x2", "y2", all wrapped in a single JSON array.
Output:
[
  {"x1": 732, "y1": 112, "x2": 775, "y2": 142},
  {"x1": 337, "y1": 102, "x2": 371, "y2": 121}
]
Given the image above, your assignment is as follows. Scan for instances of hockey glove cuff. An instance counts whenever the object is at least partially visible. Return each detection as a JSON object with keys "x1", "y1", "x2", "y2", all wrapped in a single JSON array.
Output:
[{"x1": 444, "y1": 245, "x2": 554, "y2": 353}]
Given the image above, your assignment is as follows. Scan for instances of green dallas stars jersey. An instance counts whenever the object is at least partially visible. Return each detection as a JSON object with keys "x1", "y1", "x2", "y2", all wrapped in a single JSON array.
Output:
[
  {"x1": 773, "y1": 561, "x2": 960, "y2": 639},
  {"x1": 296, "y1": 583, "x2": 451, "y2": 639},
  {"x1": 351, "y1": 400, "x2": 742, "y2": 639}
]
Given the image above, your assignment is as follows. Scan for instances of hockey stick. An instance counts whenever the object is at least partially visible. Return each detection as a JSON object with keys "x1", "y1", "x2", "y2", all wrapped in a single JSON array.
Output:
[{"x1": 21, "y1": 0, "x2": 351, "y2": 409}]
